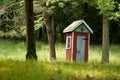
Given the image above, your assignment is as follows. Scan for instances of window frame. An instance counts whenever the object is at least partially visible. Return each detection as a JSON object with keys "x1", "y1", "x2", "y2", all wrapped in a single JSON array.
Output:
[{"x1": 66, "y1": 36, "x2": 71, "y2": 49}]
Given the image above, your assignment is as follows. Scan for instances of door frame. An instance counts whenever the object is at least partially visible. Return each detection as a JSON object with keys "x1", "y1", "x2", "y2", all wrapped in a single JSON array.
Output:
[{"x1": 73, "y1": 32, "x2": 89, "y2": 62}]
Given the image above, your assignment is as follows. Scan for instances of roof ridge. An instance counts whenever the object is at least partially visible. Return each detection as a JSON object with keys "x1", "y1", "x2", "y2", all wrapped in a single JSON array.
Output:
[{"x1": 63, "y1": 20, "x2": 93, "y2": 33}]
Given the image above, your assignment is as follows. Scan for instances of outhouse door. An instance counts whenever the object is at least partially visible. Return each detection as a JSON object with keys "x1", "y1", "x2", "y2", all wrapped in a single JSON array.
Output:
[{"x1": 76, "y1": 36, "x2": 85, "y2": 61}]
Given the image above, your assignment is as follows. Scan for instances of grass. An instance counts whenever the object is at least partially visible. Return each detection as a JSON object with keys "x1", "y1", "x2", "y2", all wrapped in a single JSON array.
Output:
[
  {"x1": 89, "y1": 45, "x2": 120, "y2": 64},
  {"x1": 0, "y1": 60, "x2": 120, "y2": 80},
  {"x1": 0, "y1": 39, "x2": 120, "y2": 80}
]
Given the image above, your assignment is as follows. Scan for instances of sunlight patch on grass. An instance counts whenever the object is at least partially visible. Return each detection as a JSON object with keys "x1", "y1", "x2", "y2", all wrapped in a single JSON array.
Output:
[
  {"x1": 0, "y1": 39, "x2": 120, "y2": 80},
  {"x1": 89, "y1": 45, "x2": 102, "y2": 63},
  {"x1": 0, "y1": 39, "x2": 120, "y2": 64},
  {"x1": 36, "y1": 42, "x2": 50, "y2": 61}
]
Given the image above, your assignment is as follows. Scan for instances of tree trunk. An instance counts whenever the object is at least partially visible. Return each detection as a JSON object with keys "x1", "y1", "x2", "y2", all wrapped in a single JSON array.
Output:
[
  {"x1": 44, "y1": 12, "x2": 56, "y2": 60},
  {"x1": 24, "y1": 0, "x2": 37, "y2": 60},
  {"x1": 51, "y1": 15, "x2": 55, "y2": 42},
  {"x1": 82, "y1": 2, "x2": 88, "y2": 20},
  {"x1": 38, "y1": 27, "x2": 42, "y2": 40},
  {"x1": 102, "y1": 14, "x2": 109, "y2": 64}
]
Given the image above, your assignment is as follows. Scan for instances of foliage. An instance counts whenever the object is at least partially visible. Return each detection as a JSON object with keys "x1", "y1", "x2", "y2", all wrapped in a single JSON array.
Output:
[
  {"x1": 0, "y1": 0, "x2": 120, "y2": 44},
  {"x1": 0, "y1": 0, "x2": 11, "y2": 6},
  {"x1": 98, "y1": 0, "x2": 120, "y2": 20},
  {"x1": 0, "y1": 0, "x2": 25, "y2": 38},
  {"x1": 34, "y1": 17, "x2": 44, "y2": 30}
]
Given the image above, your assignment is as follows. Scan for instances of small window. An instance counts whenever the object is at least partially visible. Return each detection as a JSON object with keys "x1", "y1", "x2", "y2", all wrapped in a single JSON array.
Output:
[{"x1": 66, "y1": 36, "x2": 71, "y2": 49}]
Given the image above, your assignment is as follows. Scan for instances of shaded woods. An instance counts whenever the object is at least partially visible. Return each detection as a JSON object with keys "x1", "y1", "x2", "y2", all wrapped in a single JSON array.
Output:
[
  {"x1": 0, "y1": 1, "x2": 120, "y2": 80},
  {"x1": 0, "y1": 0, "x2": 120, "y2": 44}
]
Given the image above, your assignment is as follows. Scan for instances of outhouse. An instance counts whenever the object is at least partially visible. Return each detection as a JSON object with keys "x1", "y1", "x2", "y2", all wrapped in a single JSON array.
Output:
[{"x1": 63, "y1": 20, "x2": 93, "y2": 62}]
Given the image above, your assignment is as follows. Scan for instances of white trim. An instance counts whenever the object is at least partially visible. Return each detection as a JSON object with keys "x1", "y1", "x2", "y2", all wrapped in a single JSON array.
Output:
[
  {"x1": 66, "y1": 36, "x2": 71, "y2": 49},
  {"x1": 83, "y1": 21, "x2": 93, "y2": 34},
  {"x1": 63, "y1": 20, "x2": 93, "y2": 34},
  {"x1": 88, "y1": 34, "x2": 90, "y2": 62},
  {"x1": 71, "y1": 32, "x2": 74, "y2": 61}
]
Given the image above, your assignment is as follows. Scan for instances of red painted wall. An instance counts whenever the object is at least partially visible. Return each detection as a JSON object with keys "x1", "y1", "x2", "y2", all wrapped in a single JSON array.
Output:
[
  {"x1": 66, "y1": 32, "x2": 89, "y2": 62},
  {"x1": 73, "y1": 32, "x2": 89, "y2": 62},
  {"x1": 66, "y1": 32, "x2": 72, "y2": 61}
]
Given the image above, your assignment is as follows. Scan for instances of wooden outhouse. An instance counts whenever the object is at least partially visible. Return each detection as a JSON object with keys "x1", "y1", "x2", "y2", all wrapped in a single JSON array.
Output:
[{"x1": 63, "y1": 20, "x2": 93, "y2": 62}]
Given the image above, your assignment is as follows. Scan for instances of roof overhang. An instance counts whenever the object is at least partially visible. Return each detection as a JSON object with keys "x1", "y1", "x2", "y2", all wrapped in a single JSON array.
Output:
[{"x1": 63, "y1": 20, "x2": 93, "y2": 34}]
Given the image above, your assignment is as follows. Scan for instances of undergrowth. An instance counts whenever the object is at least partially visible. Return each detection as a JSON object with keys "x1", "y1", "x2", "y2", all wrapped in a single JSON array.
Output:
[{"x1": 0, "y1": 39, "x2": 120, "y2": 80}]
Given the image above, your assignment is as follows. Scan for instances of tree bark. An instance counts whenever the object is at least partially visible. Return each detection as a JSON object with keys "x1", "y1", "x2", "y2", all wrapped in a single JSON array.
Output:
[
  {"x1": 24, "y1": 0, "x2": 37, "y2": 60},
  {"x1": 51, "y1": 15, "x2": 55, "y2": 42},
  {"x1": 82, "y1": 2, "x2": 88, "y2": 20},
  {"x1": 102, "y1": 14, "x2": 109, "y2": 64},
  {"x1": 38, "y1": 27, "x2": 42, "y2": 40},
  {"x1": 44, "y1": 12, "x2": 56, "y2": 60}
]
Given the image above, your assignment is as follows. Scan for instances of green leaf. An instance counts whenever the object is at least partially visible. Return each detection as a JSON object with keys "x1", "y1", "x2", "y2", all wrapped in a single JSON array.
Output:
[
  {"x1": 119, "y1": 4, "x2": 120, "y2": 10},
  {"x1": 58, "y1": 2, "x2": 65, "y2": 8},
  {"x1": 34, "y1": 17, "x2": 44, "y2": 30},
  {"x1": 97, "y1": 0, "x2": 120, "y2": 20},
  {"x1": 71, "y1": 2, "x2": 78, "y2": 8}
]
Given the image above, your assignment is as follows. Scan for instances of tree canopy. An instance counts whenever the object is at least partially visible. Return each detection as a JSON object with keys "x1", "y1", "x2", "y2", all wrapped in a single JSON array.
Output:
[{"x1": 0, "y1": 0, "x2": 120, "y2": 44}]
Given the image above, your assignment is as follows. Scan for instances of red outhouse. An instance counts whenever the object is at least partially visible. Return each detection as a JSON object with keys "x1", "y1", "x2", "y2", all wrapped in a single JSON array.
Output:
[{"x1": 63, "y1": 20, "x2": 93, "y2": 62}]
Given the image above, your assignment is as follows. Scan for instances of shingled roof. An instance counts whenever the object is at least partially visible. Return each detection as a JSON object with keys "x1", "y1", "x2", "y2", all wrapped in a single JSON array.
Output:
[{"x1": 63, "y1": 20, "x2": 93, "y2": 33}]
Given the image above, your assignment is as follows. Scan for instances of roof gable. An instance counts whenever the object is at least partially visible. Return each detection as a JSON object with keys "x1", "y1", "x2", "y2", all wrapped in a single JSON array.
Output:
[
  {"x1": 63, "y1": 20, "x2": 93, "y2": 33},
  {"x1": 75, "y1": 23, "x2": 89, "y2": 33}
]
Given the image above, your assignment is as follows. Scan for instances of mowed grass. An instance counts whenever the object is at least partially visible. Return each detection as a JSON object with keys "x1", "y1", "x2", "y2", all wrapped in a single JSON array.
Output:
[{"x1": 0, "y1": 39, "x2": 120, "y2": 80}]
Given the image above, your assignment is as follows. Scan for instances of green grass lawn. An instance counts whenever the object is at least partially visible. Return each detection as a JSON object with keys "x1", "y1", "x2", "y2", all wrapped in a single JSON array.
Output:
[{"x1": 0, "y1": 39, "x2": 120, "y2": 80}]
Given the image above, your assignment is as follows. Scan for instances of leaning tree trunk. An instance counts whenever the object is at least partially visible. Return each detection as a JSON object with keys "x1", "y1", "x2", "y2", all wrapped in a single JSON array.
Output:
[
  {"x1": 44, "y1": 12, "x2": 56, "y2": 60},
  {"x1": 102, "y1": 14, "x2": 109, "y2": 64},
  {"x1": 24, "y1": 0, "x2": 37, "y2": 60}
]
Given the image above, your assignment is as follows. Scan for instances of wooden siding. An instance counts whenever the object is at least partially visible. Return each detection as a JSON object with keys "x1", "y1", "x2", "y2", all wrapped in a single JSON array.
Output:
[
  {"x1": 76, "y1": 36, "x2": 85, "y2": 61},
  {"x1": 73, "y1": 32, "x2": 89, "y2": 62},
  {"x1": 75, "y1": 23, "x2": 89, "y2": 33},
  {"x1": 66, "y1": 32, "x2": 72, "y2": 61}
]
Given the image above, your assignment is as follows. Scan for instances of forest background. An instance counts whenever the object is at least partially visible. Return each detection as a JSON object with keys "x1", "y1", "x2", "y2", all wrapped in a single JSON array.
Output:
[
  {"x1": 0, "y1": 0, "x2": 120, "y2": 44},
  {"x1": 0, "y1": 0, "x2": 120, "y2": 79}
]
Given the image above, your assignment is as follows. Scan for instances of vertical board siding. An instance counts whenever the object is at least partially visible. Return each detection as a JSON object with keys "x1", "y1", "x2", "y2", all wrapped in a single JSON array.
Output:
[
  {"x1": 85, "y1": 34, "x2": 89, "y2": 62},
  {"x1": 74, "y1": 32, "x2": 89, "y2": 62},
  {"x1": 64, "y1": 20, "x2": 92, "y2": 62},
  {"x1": 75, "y1": 23, "x2": 89, "y2": 33},
  {"x1": 76, "y1": 36, "x2": 85, "y2": 61},
  {"x1": 66, "y1": 32, "x2": 72, "y2": 61}
]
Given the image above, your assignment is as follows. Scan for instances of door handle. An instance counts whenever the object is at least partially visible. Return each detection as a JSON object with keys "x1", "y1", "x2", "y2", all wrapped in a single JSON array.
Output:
[{"x1": 83, "y1": 38, "x2": 88, "y2": 40}]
